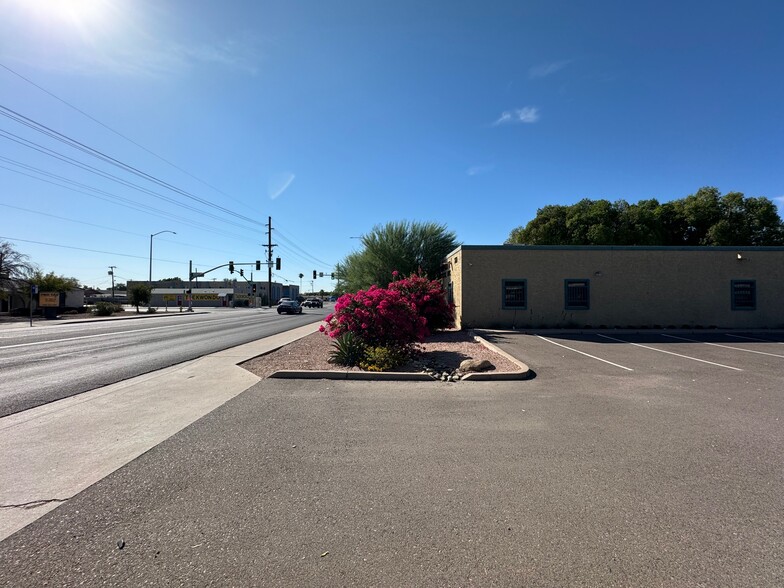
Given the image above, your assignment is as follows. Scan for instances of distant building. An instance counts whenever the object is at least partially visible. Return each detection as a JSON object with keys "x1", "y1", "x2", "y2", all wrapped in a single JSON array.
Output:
[
  {"x1": 444, "y1": 246, "x2": 784, "y2": 330},
  {"x1": 129, "y1": 280, "x2": 300, "y2": 308}
]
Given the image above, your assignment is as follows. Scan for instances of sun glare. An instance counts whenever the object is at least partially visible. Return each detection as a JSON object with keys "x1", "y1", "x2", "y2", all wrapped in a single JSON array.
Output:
[{"x1": 21, "y1": 0, "x2": 112, "y2": 28}]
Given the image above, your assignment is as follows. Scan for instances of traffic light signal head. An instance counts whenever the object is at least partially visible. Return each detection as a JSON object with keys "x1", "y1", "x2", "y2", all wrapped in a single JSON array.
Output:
[
  {"x1": 331, "y1": 273, "x2": 335, "y2": 280},
  {"x1": 239, "y1": 268, "x2": 244, "y2": 277},
  {"x1": 252, "y1": 284, "x2": 257, "y2": 294},
  {"x1": 256, "y1": 260, "x2": 261, "y2": 271},
  {"x1": 229, "y1": 261, "x2": 234, "y2": 274},
  {"x1": 275, "y1": 257, "x2": 281, "y2": 271},
  {"x1": 313, "y1": 270, "x2": 317, "y2": 280}
]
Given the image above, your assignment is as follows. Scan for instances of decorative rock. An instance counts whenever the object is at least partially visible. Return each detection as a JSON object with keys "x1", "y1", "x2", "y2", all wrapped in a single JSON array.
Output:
[{"x1": 459, "y1": 359, "x2": 494, "y2": 373}]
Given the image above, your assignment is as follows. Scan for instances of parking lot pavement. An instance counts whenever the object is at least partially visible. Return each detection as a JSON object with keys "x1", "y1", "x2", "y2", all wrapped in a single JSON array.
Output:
[
  {"x1": 481, "y1": 330, "x2": 784, "y2": 382},
  {"x1": 1, "y1": 332, "x2": 783, "y2": 586}
]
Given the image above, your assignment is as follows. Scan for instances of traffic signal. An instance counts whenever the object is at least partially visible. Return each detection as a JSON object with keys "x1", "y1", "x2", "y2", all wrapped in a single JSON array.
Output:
[
  {"x1": 275, "y1": 257, "x2": 281, "y2": 270},
  {"x1": 229, "y1": 261, "x2": 234, "y2": 274},
  {"x1": 313, "y1": 270, "x2": 317, "y2": 279},
  {"x1": 331, "y1": 273, "x2": 335, "y2": 279},
  {"x1": 256, "y1": 260, "x2": 261, "y2": 271},
  {"x1": 252, "y1": 284, "x2": 257, "y2": 294},
  {"x1": 239, "y1": 268, "x2": 244, "y2": 277}
]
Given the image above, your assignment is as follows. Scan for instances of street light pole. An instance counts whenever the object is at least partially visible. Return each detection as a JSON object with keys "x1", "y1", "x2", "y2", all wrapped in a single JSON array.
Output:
[
  {"x1": 108, "y1": 266, "x2": 116, "y2": 302},
  {"x1": 149, "y1": 230, "x2": 176, "y2": 309}
]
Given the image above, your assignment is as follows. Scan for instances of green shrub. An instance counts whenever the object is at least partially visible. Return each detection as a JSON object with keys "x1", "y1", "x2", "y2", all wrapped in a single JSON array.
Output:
[
  {"x1": 94, "y1": 301, "x2": 115, "y2": 316},
  {"x1": 359, "y1": 345, "x2": 411, "y2": 372},
  {"x1": 328, "y1": 332, "x2": 367, "y2": 367}
]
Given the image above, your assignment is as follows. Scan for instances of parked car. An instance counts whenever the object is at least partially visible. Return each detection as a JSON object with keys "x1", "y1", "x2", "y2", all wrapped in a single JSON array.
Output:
[
  {"x1": 303, "y1": 297, "x2": 323, "y2": 308},
  {"x1": 277, "y1": 300, "x2": 302, "y2": 314}
]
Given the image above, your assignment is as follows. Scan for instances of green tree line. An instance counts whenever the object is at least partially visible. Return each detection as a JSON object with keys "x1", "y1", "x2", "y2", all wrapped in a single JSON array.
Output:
[{"x1": 506, "y1": 187, "x2": 784, "y2": 246}]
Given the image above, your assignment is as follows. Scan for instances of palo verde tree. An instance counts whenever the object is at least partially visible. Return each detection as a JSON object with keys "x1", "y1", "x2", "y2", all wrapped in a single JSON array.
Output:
[
  {"x1": 506, "y1": 187, "x2": 784, "y2": 246},
  {"x1": 128, "y1": 283, "x2": 152, "y2": 313},
  {"x1": 337, "y1": 221, "x2": 459, "y2": 292}
]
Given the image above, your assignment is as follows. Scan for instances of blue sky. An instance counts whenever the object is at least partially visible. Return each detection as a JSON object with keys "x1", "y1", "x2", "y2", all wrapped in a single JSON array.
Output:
[{"x1": 1, "y1": 0, "x2": 782, "y2": 291}]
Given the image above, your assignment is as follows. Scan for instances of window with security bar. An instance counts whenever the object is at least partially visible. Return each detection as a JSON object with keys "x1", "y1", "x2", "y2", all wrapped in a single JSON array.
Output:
[
  {"x1": 731, "y1": 280, "x2": 756, "y2": 310},
  {"x1": 565, "y1": 279, "x2": 590, "y2": 310},
  {"x1": 502, "y1": 280, "x2": 527, "y2": 309}
]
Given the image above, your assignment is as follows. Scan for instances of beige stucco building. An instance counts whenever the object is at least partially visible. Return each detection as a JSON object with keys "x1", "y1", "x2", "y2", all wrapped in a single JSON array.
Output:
[{"x1": 445, "y1": 245, "x2": 784, "y2": 330}]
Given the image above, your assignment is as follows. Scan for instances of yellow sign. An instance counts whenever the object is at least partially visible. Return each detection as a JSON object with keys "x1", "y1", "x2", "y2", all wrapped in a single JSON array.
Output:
[
  {"x1": 192, "y1": 293, "x2": 219, "y2": 301},
  {"x1": 39, "y1": 292, "x2": 59, "y2": 307},
  {"x1": 162, "y1": 294, "x2": 178, "y2": 302}
]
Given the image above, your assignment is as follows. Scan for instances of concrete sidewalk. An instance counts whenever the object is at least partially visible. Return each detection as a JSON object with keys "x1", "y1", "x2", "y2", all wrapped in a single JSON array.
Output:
[{"x1": 0, "y1": 321, "x2": 320, "y2": 541}]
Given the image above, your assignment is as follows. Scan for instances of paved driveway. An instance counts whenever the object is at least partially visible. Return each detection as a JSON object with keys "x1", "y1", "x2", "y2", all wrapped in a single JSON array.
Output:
[{"x1": 1, "y1": 331, "x2": 782, "y2": 586}]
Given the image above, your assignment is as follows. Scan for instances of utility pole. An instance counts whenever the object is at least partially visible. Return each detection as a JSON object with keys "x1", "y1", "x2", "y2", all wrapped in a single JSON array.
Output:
[
  {"x1": 265, "y1": 216, "x2": 278, "y2": 307},
  {"x1": 108, "y1": 266, "x2": 116, "y2": 302}
]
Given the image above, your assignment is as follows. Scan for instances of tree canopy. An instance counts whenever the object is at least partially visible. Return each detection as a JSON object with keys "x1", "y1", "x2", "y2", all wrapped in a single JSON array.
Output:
[
  {"x1": 30, "y1": 271, "x2": 80, "y2": 293},
  {"x1": 128, "y1": 283, "x2": 151, "y2": 313},
  {"x1": 506, "y1": 187, "x2": 784, "y2": 246},
  {"x1": 0, "y1": 240, "x2": 35, "y2": 282},
  {"x1": 336, "y1": 221, "x2": 459, "y2": 293}
]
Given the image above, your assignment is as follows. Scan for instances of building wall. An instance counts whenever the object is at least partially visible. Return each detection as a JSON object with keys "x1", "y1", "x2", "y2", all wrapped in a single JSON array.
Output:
[{"x1": 449, "y1": 246, "x2": 784, "y2": 329}]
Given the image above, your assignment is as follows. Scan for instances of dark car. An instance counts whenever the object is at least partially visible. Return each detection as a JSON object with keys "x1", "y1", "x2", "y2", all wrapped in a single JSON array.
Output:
[
  {"x1": 277, "y1": 300, "x2": 303, "y2": 314},
  {"x1": 303, "y1": 297, "x2": 323, "y2": 308}
]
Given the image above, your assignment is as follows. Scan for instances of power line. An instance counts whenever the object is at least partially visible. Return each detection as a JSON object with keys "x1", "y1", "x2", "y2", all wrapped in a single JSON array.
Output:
[
  {"x1": 0, "y1": 203, "x2": 250, "y2": 258},
  {"x1": 0, "y1": 159, "x2": 260, "y2": 242},
  {"x1": 0, "y1": 131, "x2": 261, "y2": 233},
  {"x1": 0, "y1": 105, "x2": 262, "y2": 226},
  {"x1": 0, "y1": 61, "x2": 258, "y2": 215},
  {"x1": 0, "y1": 236, "x2": 181, "y2": 265},
  {"x1": 275, "y1": 224, "x2": 335, "y2": 267}
]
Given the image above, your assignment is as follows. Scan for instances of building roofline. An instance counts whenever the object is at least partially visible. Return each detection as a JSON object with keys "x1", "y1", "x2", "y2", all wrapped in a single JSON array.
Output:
[{"x1": 448, "y1": 244, "x2": 784, "y2": 253}]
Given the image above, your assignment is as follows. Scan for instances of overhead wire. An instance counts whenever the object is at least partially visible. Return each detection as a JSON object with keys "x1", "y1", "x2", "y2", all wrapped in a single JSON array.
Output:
[
  {"x1": 0, "y1": 129, "x2": 262, "y2": 234},
  {"x1": 0, "y1": 203, "x2": 249, "y2": 258},
  {"x1": 0, "y1": 236, "x2": 181, "y2": 264},
  {"x1": 0, "y1": 103, "x2": 261, "y2": 225},
  {"x1": 0, "y1": 61, "x2": 258, "y2": 215},
  {"x1": 0, "y1": 159, "x2": 260, "y2": 242},
  {"x1": 0, "y1": 72, "x2": 332, "y2": 274},
  {"x1": 275, "y1": 224, "x2": 335, "y2": 267}
]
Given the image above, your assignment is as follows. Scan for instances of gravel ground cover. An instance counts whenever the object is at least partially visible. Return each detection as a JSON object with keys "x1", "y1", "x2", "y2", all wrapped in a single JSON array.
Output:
[{"x1": 241, "y1": 329, "x2": 522, "y2": 379}]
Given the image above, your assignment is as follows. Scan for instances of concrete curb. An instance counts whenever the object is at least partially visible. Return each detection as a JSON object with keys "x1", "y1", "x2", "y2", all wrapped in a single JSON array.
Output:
[
  {"x1": 464, "y1": 334, "x2": 532, "y2": 380},
  {"x1": 268, "y1": 333, "x2": 532, "y2": 381}
]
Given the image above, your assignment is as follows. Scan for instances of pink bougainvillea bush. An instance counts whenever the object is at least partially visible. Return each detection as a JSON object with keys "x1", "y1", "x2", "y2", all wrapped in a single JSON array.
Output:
[
  {"x1": 321, "y1": 272, "x2": 454, "y2": 353},
  {"x1": 387, "y1": 272, "x2": 455, "y2": 332},
  {"x1": 321, "y1": 285, "x2": 428, "y2": 347}
]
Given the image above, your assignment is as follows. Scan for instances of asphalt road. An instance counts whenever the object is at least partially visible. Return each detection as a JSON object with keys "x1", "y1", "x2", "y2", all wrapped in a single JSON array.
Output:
[
  {"x1": 0, "y1": 307, "x2": 326, "y2": 417},
  {"x1": 1, "y1": 330, "x2": 781, "y2": 586}
]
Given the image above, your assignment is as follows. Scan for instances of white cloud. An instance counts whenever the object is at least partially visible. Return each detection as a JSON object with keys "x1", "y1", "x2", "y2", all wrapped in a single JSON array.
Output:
[
  {"x1": 268, "y1": 173, "x2": 296, "y2": 200},
  {"x1": 529, "y1": 60, "x2": 572, "y2": 79},
  {"x1": 467, "y1": 164, "x2": 494, "y2": 176},
  {"x1": 493, "y1": 107, "x2": 539, "y2": 126}
]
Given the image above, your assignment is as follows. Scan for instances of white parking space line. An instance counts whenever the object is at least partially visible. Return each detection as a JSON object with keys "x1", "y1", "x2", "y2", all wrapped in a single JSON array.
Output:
[
  {"x1": 661, "y1": 334, "x2": 784, "y2": 359},
  {"x1": 726, "y1": 333, "x2": 784, "y2": 344},
  {"x1": 597, "y1": 334, "x2": 743, "y2": 371},
  {"x1": 536, "y1": 336, "x2": 634, "y2": 371}
]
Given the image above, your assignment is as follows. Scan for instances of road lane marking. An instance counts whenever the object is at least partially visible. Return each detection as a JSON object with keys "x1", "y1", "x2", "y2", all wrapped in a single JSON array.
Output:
[
  {"x1": 536, "y1": 336, "x2": 634, "y2": 371},
  {"x1": 596, "y1": 334, "x2": 743, "y2": 371},
  {"x1": 0, "y1": 324, "x2": 180, "y2": 350},
  {"x1": 661, "y1": 334, "x2": 784, "y2": 358},
  {"x1": 726, "y1": 333, "x2": 783, "y2": 344}
]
